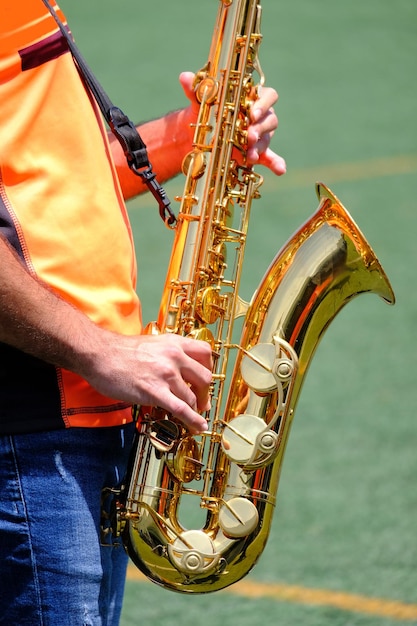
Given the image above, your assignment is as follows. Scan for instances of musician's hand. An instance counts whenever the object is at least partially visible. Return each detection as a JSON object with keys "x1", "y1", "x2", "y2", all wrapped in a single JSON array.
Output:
[
  {"x1": 247, "y1": 86, "x2": 286, "y2": 175},
  {"x1": 179, "y1": 71, "x2": 286, "y2": 176},
  {"x1": 84, "y1": 331, "x2": 212, "y2": 435}
]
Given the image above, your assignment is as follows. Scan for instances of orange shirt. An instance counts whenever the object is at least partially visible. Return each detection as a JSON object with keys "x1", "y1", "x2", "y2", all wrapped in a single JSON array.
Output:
[{"x1": 0, "y1": 1, "x2": 141, "y2": 432}]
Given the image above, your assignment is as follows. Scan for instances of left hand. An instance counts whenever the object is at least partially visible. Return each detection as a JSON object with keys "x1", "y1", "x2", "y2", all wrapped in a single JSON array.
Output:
[{"x1": 179, "y1": 71, "x2": 286, "y2": 177}]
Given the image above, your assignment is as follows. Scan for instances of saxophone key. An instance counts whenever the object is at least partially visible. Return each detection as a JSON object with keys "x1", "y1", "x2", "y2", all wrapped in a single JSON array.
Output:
[
  {"x1": 149, "y1": 418, "x2": 179, "y2": 453},
  {"x1": 196, "y1": 286, "x2": 224, "y2": 324},
  {"x1": 218, "y1": 497, "x2": 259, "y2": 538},
  {"x1": 166, "y1": 437, "x2": 204, "y2": 483},
  {"x1": 194, "y1": 76, "x2": 219, "y2": 104},
  {"x1": 221, "y1": 413, "x2": 278, "y2": 468},
  {"x1": 168, "y1": 530, "x2": 220, "y2": 575},
  {"x1": 182, "y1": 149, "x2": 206, "y2": 179}
]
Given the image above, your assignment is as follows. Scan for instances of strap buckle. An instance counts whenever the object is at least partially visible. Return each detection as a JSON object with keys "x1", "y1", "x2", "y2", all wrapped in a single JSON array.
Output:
[
  {"x1": 131, "y1": 164, "x2": 177, "y2": 228},
  {"x1": 109, "y1": 107, "x2": 177, "y2": 228}
]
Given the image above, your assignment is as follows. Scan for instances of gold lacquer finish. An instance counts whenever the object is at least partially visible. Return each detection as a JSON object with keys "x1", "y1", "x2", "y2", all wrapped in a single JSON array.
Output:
[{"x1": 105, "y1": 1, "x2": 395, "y2": 593}]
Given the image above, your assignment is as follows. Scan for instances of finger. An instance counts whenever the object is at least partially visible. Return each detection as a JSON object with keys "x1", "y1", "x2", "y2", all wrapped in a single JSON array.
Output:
[
  {"x1": 250, "y1": 87, "x2": 279, "y2": 123},
  {"x1": 180, "y1": 337, "x2": 213, "y2": 370},
  {"x1": 157, "y1": 386, "x2": 208, "y2": 435},
  {"x1": 247, "y1": 140, "x2": 286, "y2": 175},
  {"x1": 179, "y1": 71, "x2": 194, "y2": 95},
  {"x1": 258, "y1": 148, "x2": 287, "y2": 176},
  {"x1": 248, "y1": 110, "x2": 278, "y2": 147},
  {"x1": 160, "y1": 348, "x2": 211, "y2": 412},
  {"x1": 247, "y1": 128, "x2": 273, "y2": 158},
  {"x1": 164, "y1": 337, "x2": 212, "y2": 413},
  {"x1": 184, "y1": 345, "x2": 213, "y2": 410},
  {"x1": 180, "y1": 363, "x2": 212, "y2": 412},
  {"x1": 179, "y1": 71, "x2": 199, "y2": 111},
  {"x1": 173, "y1": 403, "x2": 208, "y2": 435}
]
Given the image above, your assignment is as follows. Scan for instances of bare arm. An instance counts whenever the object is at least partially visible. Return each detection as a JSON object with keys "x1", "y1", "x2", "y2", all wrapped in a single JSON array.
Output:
[
  {"x1": 0, "y1": 236, "x2": 211, "y2": 433},
  {"x1": 109, "y1": 104, "x2": 194, "y2": 201}
]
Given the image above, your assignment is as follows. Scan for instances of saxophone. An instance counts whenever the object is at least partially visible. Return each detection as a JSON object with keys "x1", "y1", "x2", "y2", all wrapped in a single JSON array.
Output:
[{"x1": 105, "y1": 0, "x2": 395, "y2": 593}]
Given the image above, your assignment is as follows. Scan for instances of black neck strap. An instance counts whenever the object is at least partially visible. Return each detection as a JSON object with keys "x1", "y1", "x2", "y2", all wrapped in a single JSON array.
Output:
[{"x1": 41, "y1": 0, "x2": 176, "y2": 226}]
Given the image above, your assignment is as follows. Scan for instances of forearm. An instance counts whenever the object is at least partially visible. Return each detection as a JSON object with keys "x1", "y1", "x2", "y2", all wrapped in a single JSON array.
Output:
[
  {"x1": 0, "y1": 235, "x2": 98, "y2": 375},
  {"x1": 110, "y1": 106, "x2": 194, "y2": 201}
]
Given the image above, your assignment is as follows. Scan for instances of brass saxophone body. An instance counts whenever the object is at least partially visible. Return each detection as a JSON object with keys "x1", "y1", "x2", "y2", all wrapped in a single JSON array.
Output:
[{"x1": 110, "y1": 0, "x2": 395, "y2": 593}]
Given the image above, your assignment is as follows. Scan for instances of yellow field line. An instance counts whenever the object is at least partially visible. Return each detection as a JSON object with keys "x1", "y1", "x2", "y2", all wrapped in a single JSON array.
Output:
[
  {"x1": 129, "y1": 153, "x2": 417, "y2": 212},
  {"x1": 127, "y1": 566, "x2": 417, "y2": 621},
  {"x1": 274, "y1": 153, "x2": 417, "y2": 190},
  {"x1": 228, "y1": 579, "x2": 417, "y2": 621}
]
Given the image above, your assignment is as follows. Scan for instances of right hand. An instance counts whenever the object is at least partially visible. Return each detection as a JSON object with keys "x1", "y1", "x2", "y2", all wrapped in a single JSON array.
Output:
[
  {"x1": 83, "y1": 332, "x2": 213, "y2": 434},
  {"x1": 0, "y1": 235, "x2": 211, "y2": 435}
]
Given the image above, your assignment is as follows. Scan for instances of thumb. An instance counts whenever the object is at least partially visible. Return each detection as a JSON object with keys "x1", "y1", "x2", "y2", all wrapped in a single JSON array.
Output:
[{"x1": 179, "y1": 71, "x2": 197, "y2": 105}]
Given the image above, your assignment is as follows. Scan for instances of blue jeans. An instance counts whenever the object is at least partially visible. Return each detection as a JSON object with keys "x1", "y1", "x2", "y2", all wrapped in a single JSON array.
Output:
[{"x1": 0, "y1": 422, "x2": 136, "y2": 626}]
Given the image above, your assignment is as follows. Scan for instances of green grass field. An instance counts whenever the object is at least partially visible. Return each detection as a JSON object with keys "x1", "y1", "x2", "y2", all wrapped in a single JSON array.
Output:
[{"x1": 64, "y1": 1, "x2": 417, "y2": 624}]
